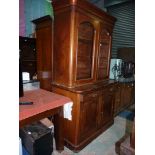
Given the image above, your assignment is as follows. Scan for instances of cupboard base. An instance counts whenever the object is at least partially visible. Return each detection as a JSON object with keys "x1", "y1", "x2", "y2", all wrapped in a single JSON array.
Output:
[{"x1": 64, "y1": 120, "x2": 114, "y2": 152}]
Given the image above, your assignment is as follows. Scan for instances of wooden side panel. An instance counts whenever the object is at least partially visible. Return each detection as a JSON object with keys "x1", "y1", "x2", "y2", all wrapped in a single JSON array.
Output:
[
  {"x1": 52, "y1": 86, "x2": 80, "y2": 145},
  {"x1": 53, "y1": 10, "x2": 72, "y2": 87},
  {"x1": 33, "y1": 16, "x2": 53, "y2": 91},
  {"x1": 36, "y1": 27, "x2": 52, "y2": 91}
]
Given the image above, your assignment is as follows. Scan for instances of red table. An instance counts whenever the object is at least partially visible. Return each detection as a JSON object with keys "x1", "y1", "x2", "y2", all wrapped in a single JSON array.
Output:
[{"x1": 19, "y1": 89, "x2": 72, "y2": 150}]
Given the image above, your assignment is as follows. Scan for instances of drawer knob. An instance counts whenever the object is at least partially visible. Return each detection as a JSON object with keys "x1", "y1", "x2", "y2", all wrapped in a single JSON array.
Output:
[
  {"x1": 109, "y1": 88, "x2": 113, "y2": 91},
  {"x1": 92, "y1": 94, "x2": 97, "y2": 97}
]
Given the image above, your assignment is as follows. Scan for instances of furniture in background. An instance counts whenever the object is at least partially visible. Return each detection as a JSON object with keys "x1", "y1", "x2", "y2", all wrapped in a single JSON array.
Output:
[
  {"x1": 113, "y1": 47, "x2": 135, "y2": 115},
  {"x1": 19, "y1": 89, "x2": 72, "y2": 151},
  {"x1": 117, "y1": 47, "x2": 135, "y2": 63},
  {"x1": 51, "y1": 0, "x2": 116, "y2": 151},
  {"x1": 115, "y1": 119, "x2": 135, "y2": 155},
  {"x1": 32, "y1": 15, "x2": 53, "y2": 91},
  {"x1": 19, "y1": 36, "x2": 37, "y2": 80},
  {"x1": 130, "y1": 119, "x2": 135, "y2": 149},
  {"x1": 114, "y1": 82, "x2": 135, "y2": 115}
]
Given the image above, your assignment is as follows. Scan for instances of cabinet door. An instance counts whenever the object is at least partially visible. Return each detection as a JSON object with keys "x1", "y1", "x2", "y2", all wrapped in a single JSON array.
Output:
[
  {"x1": 76, "y1": 14, "x2": 98, "y2": 83},
  {"x1": 99, "y1": 87, "x2": 114, "y2": 127},
  {"x1": 97, "y1": 27, "x2": 111, "y2": 80},
  {"x1": 79, "y1": 92, "x2": 98, "y2": 142},
  {"x1": 121, "y1": 83, "x2": 133, "y2": 108},
  {"x1": 114, "y1": 84, "x2": 121, "y2": 115}
]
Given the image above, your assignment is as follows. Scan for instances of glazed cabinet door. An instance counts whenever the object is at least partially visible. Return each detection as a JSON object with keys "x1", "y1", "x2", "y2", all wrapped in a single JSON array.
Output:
[
  {"x1": 98, "y1": 86, "x2": 114, "y2": 127},
  {"x1": 75, "y1": 13, "x2": 98, "y2": 85},
  {"x1": 79, "y1": 91, "x2": 99, "y2": 142},
  {"x1": 97, "y1": 25, "x2": 112, "y2": 81}
]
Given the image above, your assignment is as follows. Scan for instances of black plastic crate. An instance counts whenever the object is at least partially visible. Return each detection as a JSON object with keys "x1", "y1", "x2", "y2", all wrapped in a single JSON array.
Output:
[{"x1": 19, "y1": 121, "x2": 53, "y2": 155}]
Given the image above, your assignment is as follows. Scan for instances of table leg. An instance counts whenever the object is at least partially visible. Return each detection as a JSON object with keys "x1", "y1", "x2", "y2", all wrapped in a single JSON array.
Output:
[{"x1": 53, "y1": 107, "x2": 64, "y2": 151}]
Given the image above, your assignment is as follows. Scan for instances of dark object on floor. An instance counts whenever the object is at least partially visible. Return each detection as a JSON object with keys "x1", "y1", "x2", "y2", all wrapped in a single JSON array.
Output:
[
  {"x1": 130, "y1": 119, "x2": 135, "y2": 149},
  {"x1": 118, "y1": 110, "x2": 134, "y2": 121},
  {"x1": 22, "y1": 146, "x2": 30, "y2": 155},
  {"x1": 115, "y1": 135, "x2": 135, "y2": 155},
  {"x1": 115, "y1": 120, "x2": 135, "y2": 155},
  {"x1": 20, "y1": 121, "x2": 53, "y2": 155}
]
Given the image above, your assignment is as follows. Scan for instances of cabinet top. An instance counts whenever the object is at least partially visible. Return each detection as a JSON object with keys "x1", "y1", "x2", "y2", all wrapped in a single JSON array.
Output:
[
  {"x1": 32, "y1": 15, "x2": 53, "y2": 25},
  {"x1": 52, "y1": 80, "x2": 117, "y2": 94},
  {"x1": 52, "y1": 0, "x2": 116, "y2": 23}
]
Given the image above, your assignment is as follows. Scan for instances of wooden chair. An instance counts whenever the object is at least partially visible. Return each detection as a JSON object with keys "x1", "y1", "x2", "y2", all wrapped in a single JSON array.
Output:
[{"x1": 115, "y1": 119, "x2": 135, "y2": 155}]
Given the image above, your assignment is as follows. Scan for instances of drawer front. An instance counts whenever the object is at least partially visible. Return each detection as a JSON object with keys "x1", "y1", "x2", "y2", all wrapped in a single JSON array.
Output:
[{"x1": 83, "y1": 92, "x2": 98, "y2": 101}]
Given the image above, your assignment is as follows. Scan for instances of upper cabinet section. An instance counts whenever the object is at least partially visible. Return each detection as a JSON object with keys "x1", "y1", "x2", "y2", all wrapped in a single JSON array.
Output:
[{"x1": 52, "y1": 0, "x2": 116, "y2": 88}]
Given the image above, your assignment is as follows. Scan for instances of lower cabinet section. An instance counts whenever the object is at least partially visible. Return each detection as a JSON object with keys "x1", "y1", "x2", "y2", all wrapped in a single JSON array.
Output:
[
  {"x1": 52, "y1": 82, "x2": 115, "y2": 152},
  {"x1": 52, "y1": 82, "x2": 134, "y2": 151}
]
